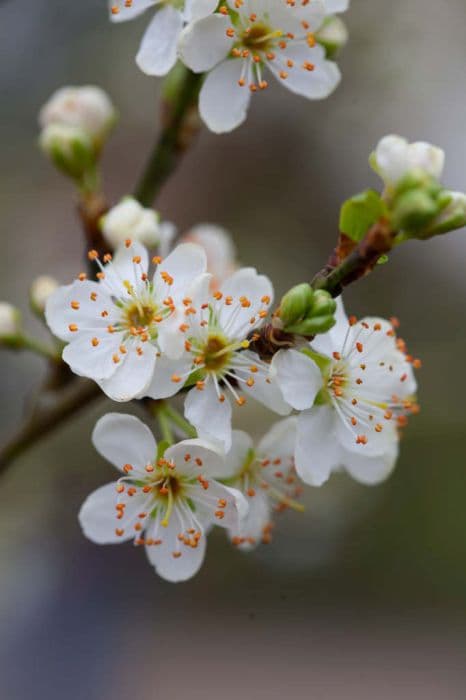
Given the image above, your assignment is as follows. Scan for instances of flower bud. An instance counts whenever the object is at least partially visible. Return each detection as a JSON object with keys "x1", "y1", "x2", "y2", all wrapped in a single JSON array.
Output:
[
  {"x1": 285, "y1": 315, "x2": 336, "y2": 337},
  {"x1": 279, "y1": 283, "x2": 314, "y2": 328},
  {"x1": 39, "y1": 123, "x2": 96, "y2": 183},
  {"x1": 30, "y1": 275, "x2": 59, "y2": 315},
  {"x1": 316, "y1": 16, "x2": 348, "y2": 58},
  {"x1": 101, "y1": 197, "x2": 161, "y2": 249},
  {"x1": 0, "y1": 302, "x2": 21, "y2": 340},
  {"x1": 371, "y1": 135, "x2": 445, "y2": 188},
  {"x1": 39, "y1": 86, "x2": 116, "y2": 148},
  {"x1": 309, "y1": 289, "x2": 337, "y2": 317},
  {"x1": 423, "y1": 191, "x2": 466, "y2": 238},
  {"x1": 391, "y1": 189, "x2": 440, "y2": 232}
]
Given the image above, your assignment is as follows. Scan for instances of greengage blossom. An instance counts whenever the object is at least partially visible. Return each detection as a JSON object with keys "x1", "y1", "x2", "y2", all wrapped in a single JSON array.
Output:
[
  {"x1": 101, "y1": 197, "x2": 161, "y2": 249},
  {"x1": 275, "y1": 299, "x2": 419, "y2": 486},
  {"x1": 146, "y1": 268, "x2": 290, "y2": 451},
  {"x1": 372, "y1": 135, "x2": 445, "y2": 188},
  {"x1": 109, "y1": 0, "x2": 218, "y2": 76},
  {"x1": 221, "y1": 417, "x2": 300, "y2": 550},
  {"x1": 179, "y1": 0, "x2": 341, "y2": 133},
  {"x1": 79, "y1": 413, "x2": 247, "y2": 582},
  {"x1": 45, "y1": 241, "x2": 207, "y2": 401}
]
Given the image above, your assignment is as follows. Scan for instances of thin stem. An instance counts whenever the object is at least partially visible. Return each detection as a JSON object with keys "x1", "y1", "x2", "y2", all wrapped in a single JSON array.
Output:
[
  {"x1": 163, "y1": 403, "x2": 197, "y2": 439},
  {"x1": 134, "y1": 69, "x2": 203, "y2": 206},
  {"x1": 20, "y1": 334, "x2": 61, "y2": 361},
  {"x1": 156, "y1": 406, "x2": 175, "y2": 445}
]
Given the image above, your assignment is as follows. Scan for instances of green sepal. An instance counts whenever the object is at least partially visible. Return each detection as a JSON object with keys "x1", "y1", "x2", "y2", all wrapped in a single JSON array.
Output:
[
  {"x1": 339, "y1": 190, "x2": 387, "y2": 242},
  {"x1": 156, "y1": 440, "x2": 170, "y2": 462}
]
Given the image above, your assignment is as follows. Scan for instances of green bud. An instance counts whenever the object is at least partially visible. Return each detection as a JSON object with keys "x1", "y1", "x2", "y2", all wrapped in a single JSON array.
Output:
[
  {"x1": 309, "y1": 290, "x2": 337, "y2": 317},
  {"x1": 316, "y1": 16, "x2": 348, "y2": 59},
  {"x1": 39, "y1": 123, "x2": 98, "y2": 188},
  {"x1": 423, "y1": 190, "x2": 466, "y2": 238},
  {"x1": 285, "y1": 315, "x2": 336, "y2": 337},
  {"x1": 391, "y1": 188, "x2": 440, "y2": 232},
  {"x1": 279, "y1": 283, "x2": 314, "y2": 328}
]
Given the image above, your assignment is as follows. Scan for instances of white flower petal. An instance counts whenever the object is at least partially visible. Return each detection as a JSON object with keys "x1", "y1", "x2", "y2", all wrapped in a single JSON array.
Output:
[
  {"x1": 181, "y1": 224, "x2": 236, "y2": 288},
  {"x1": 97, "y1": 340, "x2": 156, "y2": 401},
  {"x1": 184, "y1": 380, "x2": 233, "y2": 451},
  {"x1": 241, "y1": 353, "x2": 291, "y2": 416},
  {"x1": 268, "y1": 43, "x2": 340, "y2": 100},
  {"x1": 79, "y1": 482, "x2": 142, "y2": 544},
  {"x1": 407, "y1": 141, "x2": 445, "y2": 180},
  {"x1": 136, "y1": 5, "x2": 182, "y2": 76},
  {"x1": 229, "y1": 489, "x2": 270, "y2": 551},
  {"x1": 199, "y1": 59, "x2": 251, "y2": 134},
  {"x1": 341, "y1": 431, "x2": 399, "y2": 485},
  {"x1": 144, "y1": 353, "x2": 192, "y2": 399},
  {"x1": 257, "y1": 415, "x2": 298, "y2": 461},
  {"x1": 62, "y1": 331, "x2": 122, "y2": 380},
  {"x1": 179, "y1": 14, "x2": 233, "y2": 72},
  {"x1": 222, "y1": 430, "x2": 254, "y2": 479},
  {"x1": 219, "y1": 268, "x2": 273, "y2": 338},
  {"x1": 92, "y1": 412, "x2": 157, "y2": 472},
  {"x1": 165, "y1": 438, "x2": 225, "y2": 478},
  {"x1": 374, "y1": 135, "x2": 410, "y2": 184},
  {"x1": 153, "y1": 242, "x2": 207, "y2": 302},
  {"x1": 104, "y1": 241, "x2": 149, "y2": 297},
  {"x1": 186, "y1": 0, "x2": 220, "y2": 22},
  {"x1": 274, "y1": 348, "x2": 323, "y2": 410},
  {"x1": 45, "y1": 281, "x2": 115, "y2": 342},
  {"x1": 145, "y1": 507, "x2": 207, "y2": 582},
  {"x1": 295, "y1": 406, "x2": 341, "y2": 486},
  {"x1": 109, "y1": 0, "x2": 157, "y2": 22}
]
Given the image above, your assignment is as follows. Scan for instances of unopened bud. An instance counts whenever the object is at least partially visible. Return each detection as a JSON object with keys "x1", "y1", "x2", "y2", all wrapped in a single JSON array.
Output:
[
  {"x1": 286, "y1": 315, "x2": 336, "y2": 337},
  {"x1": 39, "y1": 123, "x2": 96, "y2": 183},
  {"x1": 101, "y1": 197, "x2": 160, "y2": 249},
  {"x1": 371, "y1": 135, "x2": 445, "y2": 189},
  {"x1": 391, "y1": 188, "x2": 441, "y2": 233},
  {"x1": 39, "y1": 86, "x2": 116, "y2": 148},
  {"x1": 423, "y1": 191, "x2": 466, "y2": 238},
  {"x1": 309, "y1": 289, "x2": 337, "y2": 317},
  {"x1": 317, "y1": 16, "x2": 348, "y2": 58},
  {"x1": 0, "y1": 302, "x2": 21, "y2": 340},
  {"x1": 279, "y1": 283, "x2": 314, "y2": 328},
  {"x1": 30, "y1": 275, "x2": 59, "y2": 315}
]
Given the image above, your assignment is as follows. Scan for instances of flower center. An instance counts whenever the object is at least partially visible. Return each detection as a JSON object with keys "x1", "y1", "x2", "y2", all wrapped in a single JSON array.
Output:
[
  {"x1": 124, "y1": 301, "x2": 157, "y2": 330},
  {"x1": 202, "y1": 333, "x2": 233, "y2": 372},
  {"x1": 241, "y1": 22, "x2": 280, "y2": 51}
]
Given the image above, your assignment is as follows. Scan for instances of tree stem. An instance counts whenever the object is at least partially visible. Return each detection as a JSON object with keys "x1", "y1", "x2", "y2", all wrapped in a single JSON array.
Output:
[{"x1": 134, "y1": 69, "x2": 203, "y2": 206}]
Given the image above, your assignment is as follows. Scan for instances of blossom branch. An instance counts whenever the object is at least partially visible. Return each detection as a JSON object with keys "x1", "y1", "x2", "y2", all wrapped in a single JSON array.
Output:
[{"x1": 134, "y1": 69, "x2": 203, "y2": 207}]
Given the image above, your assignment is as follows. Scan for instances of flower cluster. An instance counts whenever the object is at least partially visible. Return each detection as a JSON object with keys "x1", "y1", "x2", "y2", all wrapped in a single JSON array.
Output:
[
  {"x1": 45, "y1": 230, "x2": 420, "y2": 582},
  {"x1": 109, "y1": 0, "x2": 349, "y2": 132}
]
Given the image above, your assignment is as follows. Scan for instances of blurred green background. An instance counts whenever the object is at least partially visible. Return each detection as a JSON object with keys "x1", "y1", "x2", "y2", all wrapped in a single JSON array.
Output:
[{"x1": 1, "y1": 1, "x2": 466, "y2": 698}]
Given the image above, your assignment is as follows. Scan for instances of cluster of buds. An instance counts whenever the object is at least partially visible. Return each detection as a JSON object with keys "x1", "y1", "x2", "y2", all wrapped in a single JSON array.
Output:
[
  {"x1": 39, "y1": 86, "x2": 116, "y2": 191},
  {"x1": 277, "y1": 284, "x2": 336, "y2": 336},
  {"x1": 371, "y1": 135, "x2": 466, "y2": 240}
]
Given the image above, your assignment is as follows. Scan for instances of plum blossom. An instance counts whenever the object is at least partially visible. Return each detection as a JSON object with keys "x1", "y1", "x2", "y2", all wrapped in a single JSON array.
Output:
[
  {"x1": 45, "y1": 241, "x2": 206, "y2": 401},
  {"x1": 146, "y1": 268, "x2": 290, "y2": 451},
  {"x1": 109, "y1": 0, "x2": 218, "y2": 76},
  {"x1": 221, "y1": 417, "x2": 301, "y2": 550},
  {"x1": 79, "y1": 413, "x2": 247, "y2": 582},
  {"x1": 101, "y1": 197, "x2": 161, "y2": 249},
  {"x1": 275, "y1": 299, "x2": 419, "y2": 486},
  {"x1": 372, "y1": 135, "x2": 445, "y2": 188},
  {"x1": 179, "y1": 0, "x2": 341, "y2": 133}
]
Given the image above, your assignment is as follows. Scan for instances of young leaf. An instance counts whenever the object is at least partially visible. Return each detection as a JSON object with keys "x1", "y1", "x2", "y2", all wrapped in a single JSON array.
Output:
[{"x1": 339, "y1": 190, "x2": 386, "y2": 242}]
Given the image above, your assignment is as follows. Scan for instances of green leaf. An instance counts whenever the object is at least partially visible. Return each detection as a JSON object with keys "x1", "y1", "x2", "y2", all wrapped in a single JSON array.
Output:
[
  {"x1": 377, "y1": 254, "x2": 389, "y2": 265},
  {"x1": 339, "y1": 190, "x2": 386, "y2": 242}
]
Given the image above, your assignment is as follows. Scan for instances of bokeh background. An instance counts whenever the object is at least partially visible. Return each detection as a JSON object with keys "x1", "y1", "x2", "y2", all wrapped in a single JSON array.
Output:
[{"x1": 1, "y1": 1, "x2": 466, "y2": 698}]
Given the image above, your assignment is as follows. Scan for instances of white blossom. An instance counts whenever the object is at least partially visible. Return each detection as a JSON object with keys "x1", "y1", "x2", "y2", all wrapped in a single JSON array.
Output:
[
  {"x1": 146, "y1": 268, "x2": 290, "y2": 451},
  {"x1": 0, "y1": 302, "x2": 21, "y2": 338},
  {"x1": 101, "y1": 197, "x2": 161, "y2": 249},
  {"x1": 372, "y1": 135, "x2": 445, "y2": 187},
  {"x1": 45, "y1": 241, "x2": 207, "y2": 401},
  {"x1": 109, "y1": 0, "x2": 218, "y2": 76},
  {"x1": 39, "y1": 86, "x2": 116, "y2": 145},
  {"x1": 179, "y1": 0, "x2": 341, "y2": 133},
  {"x1": 30, "y1": 276, "x2": 59, "y2": 314},
  {"x1": 221, "y1": 417, "x2": 300, "y2": 550},
  {"x1": 79, "y1": 413, "x2": 247, "y2": 582},
  {"x1": 275, "y1": 299, "x2": 418, "y2": 486}
]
